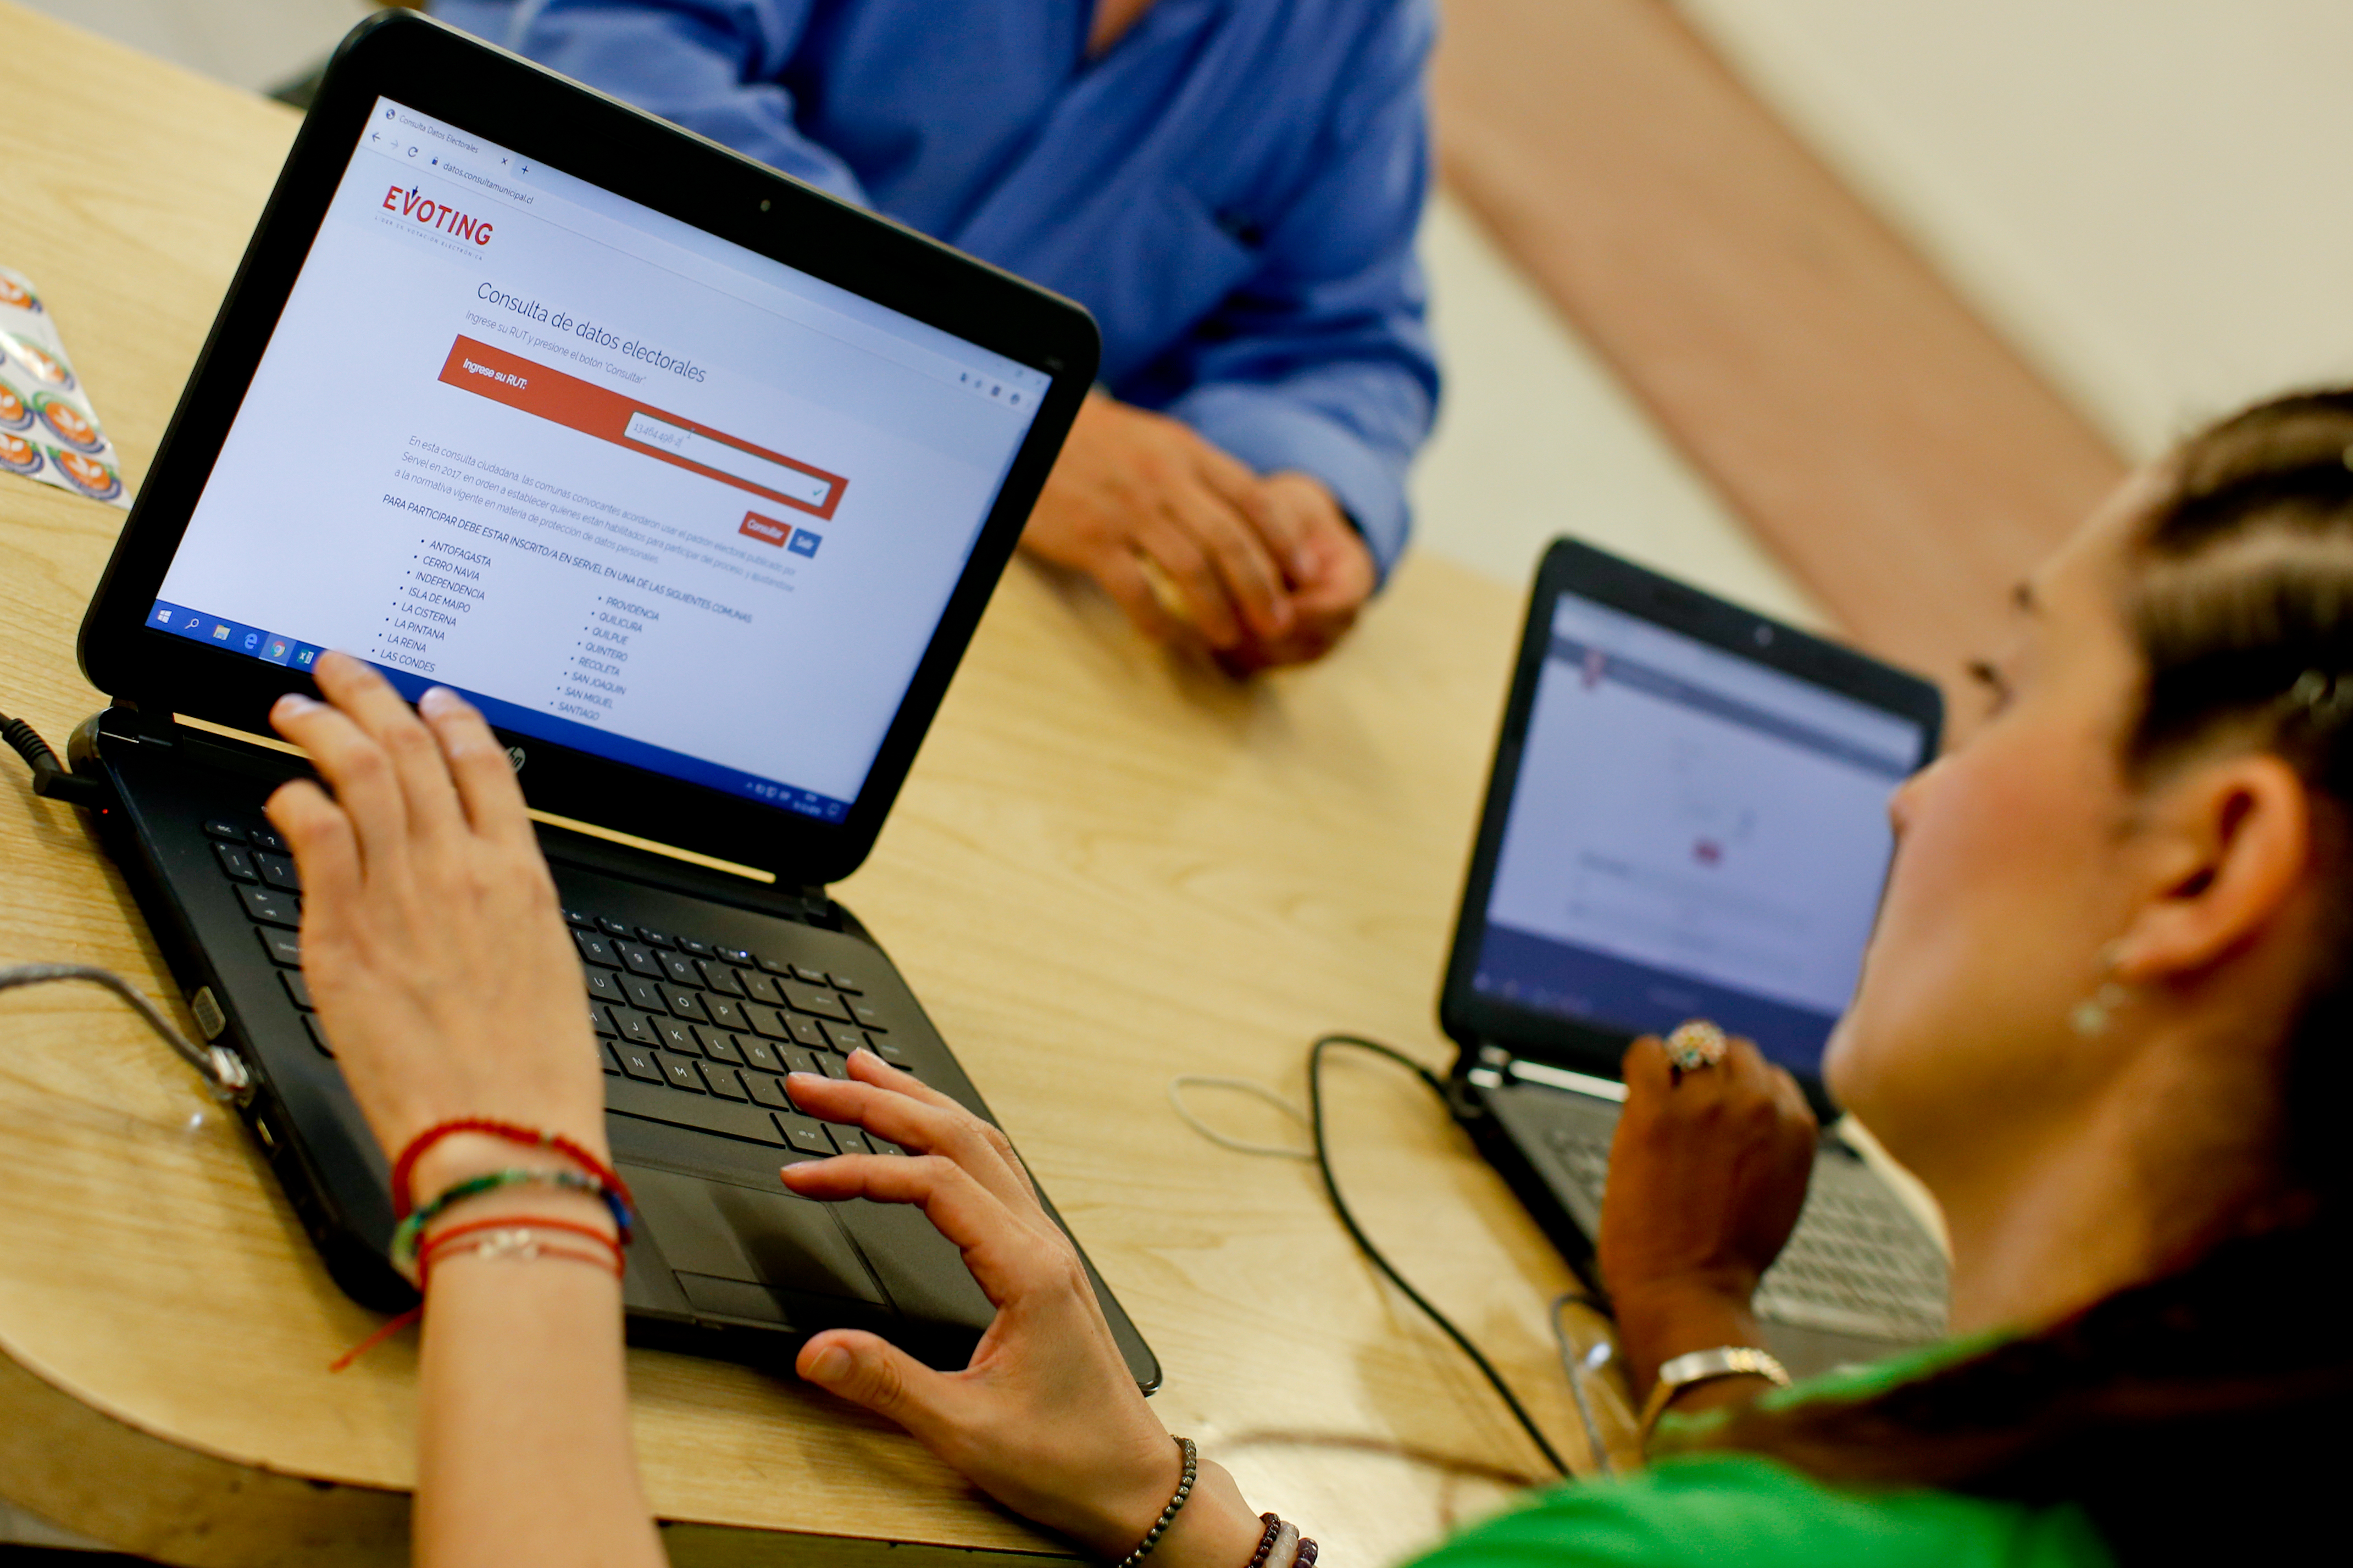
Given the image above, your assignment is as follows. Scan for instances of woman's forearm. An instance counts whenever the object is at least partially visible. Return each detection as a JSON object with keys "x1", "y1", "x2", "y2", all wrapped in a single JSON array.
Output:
[{"x1": 412, "y1": 1194, "x2": 662, "y2": 1568}]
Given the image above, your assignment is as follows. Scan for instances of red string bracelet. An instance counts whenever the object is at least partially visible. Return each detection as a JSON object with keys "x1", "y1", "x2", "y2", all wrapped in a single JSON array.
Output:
[
  {"x1": 392, "y1": 1117, "x2": 635, "y2": 1220},
  {"x1": 329, "y1": 1216, "x2": 626, "y2": 1373}
]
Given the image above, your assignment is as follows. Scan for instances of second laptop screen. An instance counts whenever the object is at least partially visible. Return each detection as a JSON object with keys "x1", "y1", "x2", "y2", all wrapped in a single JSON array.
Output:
[
  {"x1": 1475, "y1": 593, "x2": 1924, "y2": 1079},
  {"x1": 150, "y1": 97, "x2": 1047, "y2": 823}
]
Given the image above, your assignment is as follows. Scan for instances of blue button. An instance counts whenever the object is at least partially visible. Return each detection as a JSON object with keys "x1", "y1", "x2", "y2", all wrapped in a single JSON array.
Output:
[{"x1": 786, "y1": 530, "x2": 820, "y2": 558}]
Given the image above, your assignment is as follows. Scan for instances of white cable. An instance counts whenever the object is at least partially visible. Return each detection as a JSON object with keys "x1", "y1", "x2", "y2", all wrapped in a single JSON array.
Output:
[
  {"x1": 1166, "y1": 1074, "x2": 1314, "y2": 1159},
  {"x1": 0, "y1": 963, "x2": 251, "y2": 1102}
]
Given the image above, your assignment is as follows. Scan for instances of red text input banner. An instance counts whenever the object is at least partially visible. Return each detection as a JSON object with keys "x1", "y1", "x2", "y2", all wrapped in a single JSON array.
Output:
[{"x1": 436, "y1": 336, "x2": 847, "y2": 520}]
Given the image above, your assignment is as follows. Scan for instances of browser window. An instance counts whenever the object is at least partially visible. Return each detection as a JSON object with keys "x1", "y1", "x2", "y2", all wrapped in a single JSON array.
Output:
[
  {"x1": 1475, "y1": 593, "x2": 1923, "y2": 1074},
  {"x1": 151, "y1": 98, "x2": 1047, "y2": 822}
]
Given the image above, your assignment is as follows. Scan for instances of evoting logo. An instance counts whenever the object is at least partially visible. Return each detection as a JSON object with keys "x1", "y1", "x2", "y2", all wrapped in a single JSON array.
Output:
[{"x1": 384, "y1": 185, "x2": 495, "y2": 246}]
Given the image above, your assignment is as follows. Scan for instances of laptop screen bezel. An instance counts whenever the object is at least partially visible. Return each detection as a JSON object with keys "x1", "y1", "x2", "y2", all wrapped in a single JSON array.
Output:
[
  {"x1": 77, "y1": 11, "x2": 1099, "y2": 887},
  {"x1": 1437, "y1": 537, "x2": 1945, "y2": 1109}
]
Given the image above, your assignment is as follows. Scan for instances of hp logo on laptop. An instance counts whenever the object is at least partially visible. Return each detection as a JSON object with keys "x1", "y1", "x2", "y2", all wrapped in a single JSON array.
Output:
[{"x1": 506, "y1": 746, "x2": 526, "y2": 773}]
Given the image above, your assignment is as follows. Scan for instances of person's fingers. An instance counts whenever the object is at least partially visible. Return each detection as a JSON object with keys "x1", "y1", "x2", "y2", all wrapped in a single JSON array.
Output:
[
  {"x1": 1621, "y1": 1035, "x2": 1673, "y2": 1107},
  {"x1": 785, "y1": 1066, "x2": 1042, "y2": 1217},
  {"x1": 1092, "y1": 550, "x2": 1188, "y2": 647},
  {"x1": 1166, "y1": 488, "x2": 1293, "y2": 641},
  {"x1": 269, "y1": 690, "x2": 410, "y2": 874},
  {"x1": 415, "y1": 687, "x2": 534, "y2": 847},
  {"x1": 842, "y1": 1049, "x2": 1039, "y2": 1198},
  {"x1": 796, "y1": 1327, "x2": 967, "y2": 1441},
  {"x1": 312, "y1": 653, "x2": 468, "y2": 844},
  {"x1": 264, "y1": 777, "x2": 362, "y2": 932},
  {"x1": 780, "y1": 1150, "x2": 1050, "y2": 1304},
  {"x1": 1134, "y1": 519, "x2": 1244, "y2": 648}
]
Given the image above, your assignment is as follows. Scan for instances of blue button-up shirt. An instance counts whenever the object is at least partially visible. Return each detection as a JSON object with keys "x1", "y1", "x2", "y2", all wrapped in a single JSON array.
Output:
[{"x1": 433, "y1": 0, "x2": 1439, "y2": 577}]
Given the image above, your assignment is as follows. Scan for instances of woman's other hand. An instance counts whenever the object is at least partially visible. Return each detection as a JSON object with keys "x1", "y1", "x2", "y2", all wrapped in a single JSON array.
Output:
[
  {"x1": 264, "y1": 653, "x2": 606, "y2": 1193},
  {"x1": 1597, "y1": 1032, "x2": 1818, "y2": 1395},
  {"x1": 778, "y1": 1054, "x2": 1267, "y2": 1566}
]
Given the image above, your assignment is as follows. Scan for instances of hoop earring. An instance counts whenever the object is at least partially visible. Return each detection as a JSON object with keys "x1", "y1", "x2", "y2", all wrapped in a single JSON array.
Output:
[{"x1": 2070, "y1": 942, "x2": 2131, "y2": 1038}]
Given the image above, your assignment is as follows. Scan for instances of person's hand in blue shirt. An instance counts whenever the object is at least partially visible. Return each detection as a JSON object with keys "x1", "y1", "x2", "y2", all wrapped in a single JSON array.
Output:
[{"x1": 1025, "y1": 393, "x2": 1374, "y2": 664}]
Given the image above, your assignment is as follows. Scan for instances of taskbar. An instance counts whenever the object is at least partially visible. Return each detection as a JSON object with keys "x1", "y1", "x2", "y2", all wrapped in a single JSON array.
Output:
[{"x1": 145, "y1": 599, "x2": 851, "y2": 824}]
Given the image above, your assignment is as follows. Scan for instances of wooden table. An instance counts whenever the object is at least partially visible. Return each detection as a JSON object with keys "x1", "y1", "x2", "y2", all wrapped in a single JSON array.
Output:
[{"x1": 0, "y1": 4, "x2": 1621, "y2": 1561}]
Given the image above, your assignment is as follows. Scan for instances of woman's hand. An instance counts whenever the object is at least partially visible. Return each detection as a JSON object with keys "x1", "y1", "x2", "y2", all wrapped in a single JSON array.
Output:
[
  {"x1": 778, "y1": 1054, "x2": 1266, "y2": 1566},
  {"x1": 1597, "y1": 1033, "x2": 1818, "y2": 1395},
  {"x1": 264, "y1": 653, "x2": 606, "y2": 1195}
]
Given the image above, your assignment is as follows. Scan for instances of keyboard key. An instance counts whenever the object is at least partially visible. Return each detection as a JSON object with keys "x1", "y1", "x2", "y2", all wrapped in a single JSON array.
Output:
[
  {"x1": 663, "y1": 986, "x2": 709, "y2": 1024},
  {"x1": 591, "y1": 1006, "x2": 619, "y2": 1037},
  {"x1": 778, "y1": 1046, "x2": 822, "y2": 1078},
  {"x1": 773, "y1": 1113, "x2": 834, "y2": 1157},
  {"x1": 256, "y1": 852, "x2": 301, "y2": 892},
  {"x1": 787, "y1": 1015, "x2": 829, "y2": 1051},
  {"x1": 608, "y1": 1007, "x2": 661, "y2": 1048},
  {"x1": 573, "y1": 931, "x2": 618, "y2": 968},
  {"x1": 203, "y1": 818, "x2": 249, "y2": 841},
  {"x1": 659, "y1": 1055, "x2": 706, "y2": 1092},
  {"x1": 697, "y1": 961, "x2": 744, "y2": 997},
  {"x1": 660, "y1": 952, "x2": 702, "y2": 987},
  {"x1": 247, "y1": 826, "x2": 286, "y2": 854},
  {"x1": 692, "y1": 1026, "x2": 745, "y2": 1065},
  {"x1": 718, "y1": 947, "x2": 756, "y2": 966},
  {"x1": 597, "y1": 916, "x2": 632, "y2": 938},
  {"x1": 738, "y1": 1035, "x2": 781, "y2": 1073},
  {"x1": 734, "y1": 968, "x2": 781, "y2": 1007},
  {"x1": 679, "y1": 937, "x2": 715, "y2": 959},
  {"x1": 584, "y1": 969, "x2": 626, "y2": 1005},
  {"x1": 656, "y1": 1017, "x2": 700, "y2": 1054},
  {"x1": 600, "y1": 1042, "x2": 622, "y2": 1076},
  {"x1": 279, "y1": 969, "x2": 315, "y2": 1011},
  {"x1": 740, "y1": 1003, "x2": 791, "y2": 1040},
  {"x1": 742, "y1": 1072, "x2": 792, "y2": 1110},
  {"x1": 822, "y1": 1021, "x2": 868, "y2": 1055},
  {"x1": 756, "y1": 954, "x2": 796, "y2": 977},
  {"x1": 621, "y1": 976, "x2": 668, "y2": 1013},
  {"x1": 850, "y1": 1002, "x2": 887, "y2": 1031},
  {"x1": 237, "y1": 885, "x2": 301, "y2": 928},
  {"x1": 304, "y1": 1015, "x2": 335, "y2": 1056},
  {"x1": 828, "y1": 1126, "x2": 874, "y2": 1155},
  {"x1": 213, "y1": 842, "x2": 258, "y2": 882},
  {"x1": 615, "y1": 1045, "x2": 664, "y2": 1085},
  {"x1": 702, "y1": 994, "x2": 748, "y2": 1031},
  {"x1": 618, "y1": 943, "x2": 665, "y2": 979},
  {"x1": 873, "y1": 1041, "x2": 913, "y2": 1071},
  {"x1": 257, "y1": 926, "x2": 302, "y2": 967},
  {"x1": 780, "y1": 981, "x2": 851, "y2": 1022},
  {"x1": 700, "y1": 1063, "x2": 749, "y2": 1100},
  {"x1": 829, "y1": 973, "x2": 864, "y2": 994},
  {"x1": 636, "y1": 927, "x2": 675, "y2": 949},
  {"x1": 817, "y1": 1053, "x2": 850, "y2": 1080},
  {"x1": 790, "y1": 964, "x2": 829, "y2": 986},
  {"x1": 564, "y1": 908, "x2": 595, "y2": 928}
]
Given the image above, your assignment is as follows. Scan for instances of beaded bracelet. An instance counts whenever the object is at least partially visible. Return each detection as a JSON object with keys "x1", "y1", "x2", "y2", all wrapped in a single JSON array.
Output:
[
  {"x1": 1246, "y1": 1515, "x2": 1284, "y2": 1568},
  {"x1": 391, "y1": 1167, "x2": 632, "y2": 1271},
  {"x1": 420, "y1": 1226, "x2": 625, "y2": 1286},
  {"x1": 392, "y1": 1118, "x2": 635, "y2": 1218},
  {"x1": 1113, "y1": 1436, "x2": 1196, "y2": 1568},
  {"x1": 417, "y1": 1214, "x2": 624, "y2": 1278}
]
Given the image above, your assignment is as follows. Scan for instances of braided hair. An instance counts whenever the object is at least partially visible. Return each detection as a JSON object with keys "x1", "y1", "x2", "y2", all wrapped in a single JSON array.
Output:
[{"x1": 1695, "y1": 391, "x2": 2353, "y2": 1559}]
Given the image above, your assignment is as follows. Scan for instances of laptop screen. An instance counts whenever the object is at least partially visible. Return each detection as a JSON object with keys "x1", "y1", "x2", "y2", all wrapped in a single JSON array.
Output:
[
  {"x1": 145, "y1": 97, "x2": 1048, "y2": 824},
  {"x1": 1473, "y1": 590, "x2": 1924, "y2": 1078}
]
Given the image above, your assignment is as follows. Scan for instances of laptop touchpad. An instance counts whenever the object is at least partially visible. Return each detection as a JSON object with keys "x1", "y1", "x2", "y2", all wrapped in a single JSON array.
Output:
[{"x1": 624, "y1": 1164, "x2": 886, "y2": 1306}]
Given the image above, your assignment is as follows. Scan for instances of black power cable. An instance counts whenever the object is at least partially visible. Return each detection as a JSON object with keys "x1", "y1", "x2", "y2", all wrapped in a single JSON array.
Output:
[
  {"x1": 1, "y1": 710, "x2": 107, "y2": 808},
  {"x1": 1307, "y1": 1032, "x2": 1585, "y2": 1477}
]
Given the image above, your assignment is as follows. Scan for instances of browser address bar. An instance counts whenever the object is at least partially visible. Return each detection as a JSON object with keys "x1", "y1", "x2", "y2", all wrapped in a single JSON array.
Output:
[{"x1": 622, "y1": 411, "x2": 831, "y2": 509}]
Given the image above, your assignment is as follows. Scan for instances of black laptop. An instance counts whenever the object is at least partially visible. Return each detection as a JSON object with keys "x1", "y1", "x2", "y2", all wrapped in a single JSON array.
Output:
[
  {"x1": 1442, "y1": 540, "x2": 1949, "y2": 1377},
  {"x1": 69, "y1": 11, "x2": 1156, "y2": 1386}
]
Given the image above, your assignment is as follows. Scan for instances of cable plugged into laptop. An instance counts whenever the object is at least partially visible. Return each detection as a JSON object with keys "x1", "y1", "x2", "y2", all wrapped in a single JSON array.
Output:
[{"x1": 2, "y1": 709, "x2": 111, "y2": 809}]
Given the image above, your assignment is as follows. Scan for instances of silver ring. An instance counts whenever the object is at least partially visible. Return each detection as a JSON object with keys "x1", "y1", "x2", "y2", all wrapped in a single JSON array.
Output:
[{"x1": 1665, "y1": 1020, "x2": 1728, "y2": 1072}]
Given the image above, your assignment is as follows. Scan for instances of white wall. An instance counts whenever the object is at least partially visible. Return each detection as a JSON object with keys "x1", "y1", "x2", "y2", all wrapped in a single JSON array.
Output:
[{"x1": 1679, "y1": 0, "x2": 2353, "y2": 459}]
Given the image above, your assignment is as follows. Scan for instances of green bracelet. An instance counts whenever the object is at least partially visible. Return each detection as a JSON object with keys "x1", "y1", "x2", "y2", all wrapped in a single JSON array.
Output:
[{"x1": 390, "y1": 1167, "x2": 621, "y2": 1271}]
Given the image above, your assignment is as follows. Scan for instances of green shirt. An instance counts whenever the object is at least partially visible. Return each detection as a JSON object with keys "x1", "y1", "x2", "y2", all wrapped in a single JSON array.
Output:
[{"x1": 1409, "y1": 1341, "x2": 2112, "y2": 1568}]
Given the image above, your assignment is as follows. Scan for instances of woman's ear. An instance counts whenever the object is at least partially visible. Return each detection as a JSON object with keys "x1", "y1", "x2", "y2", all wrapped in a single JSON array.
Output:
[{"x1": 2113, "y1": 752, "x2": 2313, "y2": 983}]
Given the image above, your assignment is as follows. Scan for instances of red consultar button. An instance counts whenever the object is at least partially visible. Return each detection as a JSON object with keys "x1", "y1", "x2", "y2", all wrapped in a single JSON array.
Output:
[
  {"x1": 435, "y1": 336, "x2": 847, "y2": 520},
  {"x1": 739, "y1": 511, "x2": 791, "y2": 547}
]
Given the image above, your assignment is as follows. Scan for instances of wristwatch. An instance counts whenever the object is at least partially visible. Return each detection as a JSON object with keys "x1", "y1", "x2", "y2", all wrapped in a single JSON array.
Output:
[{"x1": 1636, "y1": 1345, "x2": 1792, "y2": 1449}]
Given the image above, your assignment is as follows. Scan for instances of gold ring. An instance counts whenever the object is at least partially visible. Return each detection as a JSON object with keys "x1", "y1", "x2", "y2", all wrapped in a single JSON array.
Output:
[{"x1": 1665, "y1": 1020, "x2": 1728, "y2": 1072}]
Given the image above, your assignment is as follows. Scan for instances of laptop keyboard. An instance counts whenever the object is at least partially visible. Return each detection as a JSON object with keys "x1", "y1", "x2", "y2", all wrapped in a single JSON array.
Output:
[
  {"x1": 1544, "y1": 1125, "x2": 1949, "y2": 1342},
  {"x1": 201, "y1": 813, "x2": 908, "y2": 1161}
]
